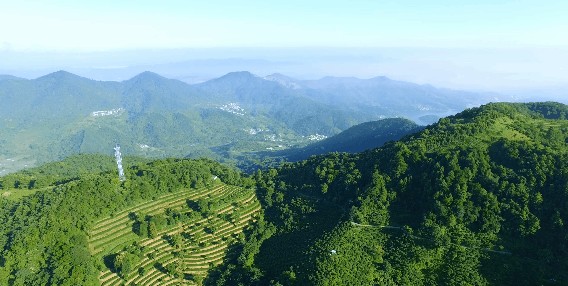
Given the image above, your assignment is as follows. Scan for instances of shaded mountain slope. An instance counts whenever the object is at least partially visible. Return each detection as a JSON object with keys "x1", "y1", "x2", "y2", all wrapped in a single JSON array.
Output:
[
  {"x1": 264, "y1": 118, "x2": 423, "y2": 162},
  {"x1": 286, "y1": 118, "x2": 422, "y2": 160}
]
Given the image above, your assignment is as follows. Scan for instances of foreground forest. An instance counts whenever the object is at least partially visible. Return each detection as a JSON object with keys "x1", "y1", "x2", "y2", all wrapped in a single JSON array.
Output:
[
  {"x1": 0, "y1": 102, "x2": 567, "y2": 285},
  {"x1": 206, "y1": 102, "x2": 568, "y2": 285},
  {"x1": 0, "y1": 158, "x2": 255, "y2": 285}
]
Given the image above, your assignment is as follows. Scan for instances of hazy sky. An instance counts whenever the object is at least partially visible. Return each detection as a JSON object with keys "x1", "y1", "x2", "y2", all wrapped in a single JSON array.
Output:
[
  {"x1": 2, "y1": 0, "x2": 567, "y2": 51},
  {"x1": 1, "y1": 1, "x2": 567, "y2": 94}
]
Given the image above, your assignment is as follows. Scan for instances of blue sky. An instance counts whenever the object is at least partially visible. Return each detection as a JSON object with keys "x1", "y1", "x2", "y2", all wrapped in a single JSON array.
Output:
[{"x1": 2, "y1": 0, "x2": 567, "y2": 51}]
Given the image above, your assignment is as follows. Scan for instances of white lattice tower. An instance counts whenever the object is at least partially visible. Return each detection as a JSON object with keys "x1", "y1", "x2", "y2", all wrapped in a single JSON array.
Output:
[{"x1": 114, "y1": 144, "x2": 126, "y2": 181}]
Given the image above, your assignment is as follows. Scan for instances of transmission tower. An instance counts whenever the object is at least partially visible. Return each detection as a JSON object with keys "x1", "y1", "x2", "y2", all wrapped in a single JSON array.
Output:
[{"x1": 114, "y1": 144, "x2": 126, "y2": 182}]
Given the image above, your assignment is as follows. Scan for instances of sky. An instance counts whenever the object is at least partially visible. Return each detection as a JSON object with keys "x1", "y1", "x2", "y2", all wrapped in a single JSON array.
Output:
[
  {"x1": 2, "y1": 0, "x2": 568, "y2": 51},
  {"x1": 1, "y1": 0, "x2": 567, "y2": 93}
]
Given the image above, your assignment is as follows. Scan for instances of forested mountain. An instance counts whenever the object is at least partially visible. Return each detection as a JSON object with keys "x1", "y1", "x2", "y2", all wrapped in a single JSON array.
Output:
[
  {"x1": 0, "y1": 71, "x2": 121, "y2": 121},
  {"x1": 194, "y1": 71, "x2": 366, "y2": 135},
  {"x1": 0, "y1": 156, "x2": 257, "y2": 285},
  {"x1": 0, "y1": 71, "x2": 366, "y2": 175},
  {"x1": 1, "y1": 102, "x2": 567, "y2": 285},
  {"x1": 1, "y1": 70, "x2": 504, "y2": 175},
  {"x1": 205, "y1": 102, "x2": 568, "y2": 286}
]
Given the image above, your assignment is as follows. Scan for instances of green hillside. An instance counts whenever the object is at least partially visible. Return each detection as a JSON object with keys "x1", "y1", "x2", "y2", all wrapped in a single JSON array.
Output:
[
  {"x1": 0, "y1": 157, "x2": 257, "y2": 285},
  {"x1": 206, "y1": 102, "x2": 568, "y2": 285},
  {"x1": 2, "y1": 102, "x2": 567, "y2": 285}
]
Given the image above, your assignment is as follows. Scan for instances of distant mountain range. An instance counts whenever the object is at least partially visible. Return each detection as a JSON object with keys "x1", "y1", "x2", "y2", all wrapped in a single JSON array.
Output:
[{"x1": 0, "y1": 70, "x2": 513, "y2": 174}]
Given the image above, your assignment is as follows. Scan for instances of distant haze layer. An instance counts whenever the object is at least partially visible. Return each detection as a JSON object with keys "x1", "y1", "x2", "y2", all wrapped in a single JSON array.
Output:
[{"x1": 1, "y1": 47, "x2": 567, "y2": 97}]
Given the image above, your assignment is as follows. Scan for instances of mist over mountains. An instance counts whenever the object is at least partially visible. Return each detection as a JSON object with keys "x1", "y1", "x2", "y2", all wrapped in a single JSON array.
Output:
[
  {"x1": 3, "y1": 47, "x2": 567, "y2": 95},
  {"x1": 1, "y1": 70, "x2": 514, "y2": 174}
]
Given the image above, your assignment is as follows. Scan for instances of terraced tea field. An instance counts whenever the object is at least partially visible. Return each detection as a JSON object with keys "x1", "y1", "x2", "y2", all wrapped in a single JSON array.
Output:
[{"x1": 88, "y1": 183, "x2": 261, "y2": 285}]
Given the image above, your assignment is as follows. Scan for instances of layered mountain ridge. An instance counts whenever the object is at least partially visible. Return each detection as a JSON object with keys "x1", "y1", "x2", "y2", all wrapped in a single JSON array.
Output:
[{"x1": 0, "y1": 70, "x2": 511, "y2": 174}]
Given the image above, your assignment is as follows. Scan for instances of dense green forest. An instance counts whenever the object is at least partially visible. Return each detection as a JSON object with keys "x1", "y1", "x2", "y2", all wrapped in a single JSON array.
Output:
[
  {"x1": 1, "y1": 102, "x2": 567, "y2": 285},
  {"x1": 205, "y1": 102, "x2": 568, "y2": 285}
]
